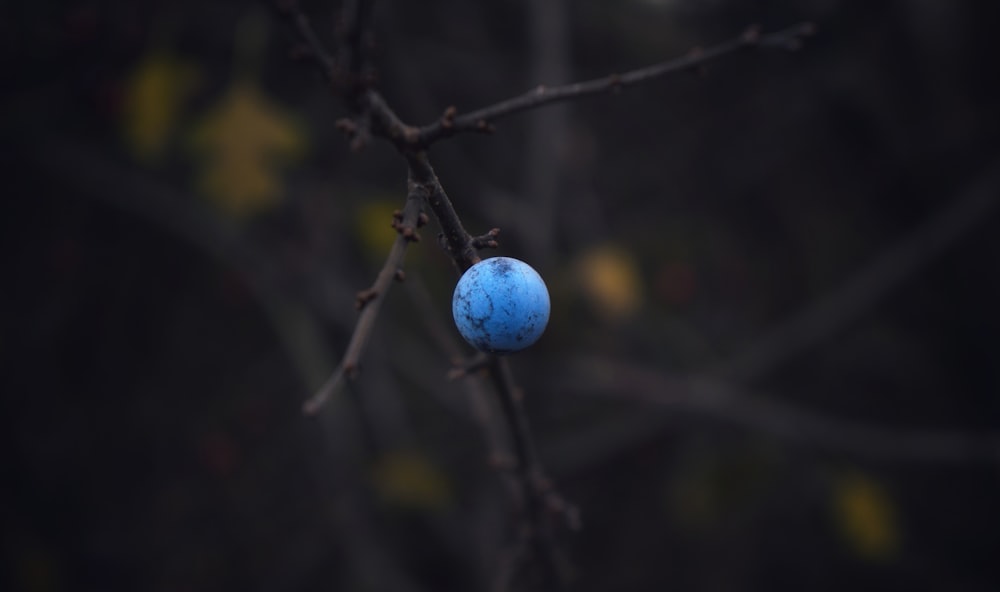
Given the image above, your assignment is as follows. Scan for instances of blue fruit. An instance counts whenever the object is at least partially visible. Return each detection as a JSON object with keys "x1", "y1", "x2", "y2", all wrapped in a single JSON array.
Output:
[{"x1": 452, "y1": 257, "x2": 550, "y2": 354}]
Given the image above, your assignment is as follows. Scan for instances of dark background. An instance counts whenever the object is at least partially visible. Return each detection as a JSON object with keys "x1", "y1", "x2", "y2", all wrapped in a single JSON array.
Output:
[{"x1": 3, "y1": 1, "x2": 1000, "y2": 590}]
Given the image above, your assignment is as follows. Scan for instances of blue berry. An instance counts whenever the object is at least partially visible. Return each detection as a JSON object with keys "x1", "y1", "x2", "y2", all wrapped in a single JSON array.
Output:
[{"x1": 452, "y1": 257, "x2": 550, "y2": 354}]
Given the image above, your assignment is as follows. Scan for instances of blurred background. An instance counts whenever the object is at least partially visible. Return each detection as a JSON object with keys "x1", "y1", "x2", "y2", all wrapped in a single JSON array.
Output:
[{"x1": 3, "y1": 0, "x2": 1000, "y2": 590}]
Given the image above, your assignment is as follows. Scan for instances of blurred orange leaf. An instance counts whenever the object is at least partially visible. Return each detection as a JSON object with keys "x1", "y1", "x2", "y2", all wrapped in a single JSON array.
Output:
[{"x1": 189, "y1": 82, "x2": 304, "y2": 218}]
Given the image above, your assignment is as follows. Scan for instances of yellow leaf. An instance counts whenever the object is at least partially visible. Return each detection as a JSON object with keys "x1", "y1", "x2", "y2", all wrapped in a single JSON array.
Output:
[
  {"x1": 355, "y1": 200, "x2": 403, "y2": 260},
  {"x1": 121, "y1": 51, "x2": 199, "y2": 162},
  {"x1": 189, "y1": 82, "x2": 304, "y2": 218},
  {"x1": 575, "y1": 244, "x2": 643, "y2": 321},
  {"x1": 370, "y1": 450, "x2": 452, "y2": 511},
  {"x1": 16, "y1": 545, "x2": 59, "y2": 592},
  {"x1": 832, "y1": 471, "x2": 899, "y2": 560}
]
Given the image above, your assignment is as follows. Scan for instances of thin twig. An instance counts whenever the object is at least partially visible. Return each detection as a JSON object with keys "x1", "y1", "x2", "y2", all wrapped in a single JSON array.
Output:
[
  {"x1": 414, "y1": 22, "x2": 816, "y2": 146},
  {"x1": 276, "y1": 0, "x2": 337, "y2": 81},
  {"x1": 335, "y1": 0, "x2": 375, "y2": 86},
  {"x1": 302, "y1": 173, "x2": 427, "y2": 414},
  {"x1": 471, "y1": 228, "x2": 501, "y2": 250},
  {"x1": 278, "y1": 0, "x2": 417, "y2": 149}
]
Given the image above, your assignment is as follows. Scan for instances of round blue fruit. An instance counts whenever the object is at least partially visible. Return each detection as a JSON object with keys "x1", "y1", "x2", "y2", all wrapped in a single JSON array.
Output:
[{"x1": 452, "y1": 257, "x2": 550, "y2": 354}]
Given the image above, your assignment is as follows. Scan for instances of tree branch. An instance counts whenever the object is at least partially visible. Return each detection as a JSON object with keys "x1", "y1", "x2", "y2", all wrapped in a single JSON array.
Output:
[
  {"x1": 335, "y1": 0, "x2": 375, "y2": 85},
  {"x1": 414, "y1": 22, "x2": 816, "y2": 146},
  {"x1": 555, "y1": 356, "x2": 1000, "y2": 465},
  {"x1": 714, "y1": 157, "x2": 1000, "y2": 383},
  {"x1": 276, "y1": 0, "x2": 338, "y2": 82},
  {"x1": 278, "y1": 0, "x2": 416, "y2": 151},
  {"x1": 488, "y1": 356, "x2": 576, "y2": 589},
  {"x1": 277, "y1": 6, "x2": 819, "y2": 588},
  {"x1": 405, "y1": 150, "x2": 482, "y2": 272},
  {"x1": 302, "y1": 172, "x2": 427, "y2": 414}
]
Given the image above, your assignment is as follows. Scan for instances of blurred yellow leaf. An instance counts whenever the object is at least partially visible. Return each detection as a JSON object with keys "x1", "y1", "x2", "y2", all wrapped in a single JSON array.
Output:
[
  {"x1": 189, "y1": 82, "x2": 304, "y2": 218},
  {"x1": 575, "y1": 244, "x2": 643, "y2": 321},
  {"x1": 832, "y1": 471, "x2": 899, "y2": 560},
  {"x1": 355, "y1": 200, "x2": 402, "y2": 260},
  {"x1": 121, "y1": 50, "x2": 199, "y2": 162},
  {"x1": 370, "y1": 450, "x2": 452, "y2": 511},
  {"x1": 16, "y1": 545, "x2": 58, "y2": 592}
]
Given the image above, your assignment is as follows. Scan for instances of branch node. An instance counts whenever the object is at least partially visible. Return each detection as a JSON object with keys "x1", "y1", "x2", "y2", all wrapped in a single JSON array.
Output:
[
  {"x1": 394, "y1": 268, "x2": 406, "y2": 282},
  {"x1": 349, "y1": 133, "x2": 368, "y2": 152},
  {"x1": 355, "y1": 288, "x2": 378, "y2": 310},
  {"x1": 471, "y1": 228, "x2": 501, "y2": 250},
  {"x1": 440, "y1": 105, "x2": 457, "y2": 129},
  {"x1": 416, "y1": 212, "x2": 430, "y2": 228},
  {"x1": 475, "y1": 119, "x2": 496, "y2": 134},
  {"x1": 391, "y1": 213, "x2": 422, "y2": 242},
  {"x1": 335, "y1": 116, "x2": 371, "y2": 151},
  {"x1": 335, "y1": 117, "x2": 358, "y2": 135}
]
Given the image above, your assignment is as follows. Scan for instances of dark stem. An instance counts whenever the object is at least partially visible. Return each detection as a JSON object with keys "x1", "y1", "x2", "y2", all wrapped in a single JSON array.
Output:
[
  {"x1": 405, "y1": 150, "x2": 481, "y2": 272},
  {"x1": 488, "y1": 356, "x2": 571, "y2": 589},
  {"x1": 415, "y1": 22, "x2": 816, "y2": 146},
  {"x1": 302, "y1": 171, "x2": 427, "y2": 414}
]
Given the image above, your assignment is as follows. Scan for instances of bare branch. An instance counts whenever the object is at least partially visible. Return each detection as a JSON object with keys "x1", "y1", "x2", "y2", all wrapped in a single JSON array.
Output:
[
  {"x1": 275, "y1": 0, "x2": 338, "y2": 82},
  {"x1": 275, "y1": 7, "x2": 824, "y2": 587},
  {"x1": 278, "y1": 1, "x2": 418, "y2": 151},
  {"x1": 415, "y1": 22, "x2": 815, "y2": 146},
  {"x1": 335, "y1": 0, "x2": 376, "y2": 85},
  {"x1": 488, "y1": 356, "x2": 577, "y2": 589},
  {"x1": 715, "y1": 157, "x2": 1000, "y2": 383},
  {"x1": 302, "y1": 172, "x2": 427, "y2": 415},
  {"x1": 471, "y1": 228, "x2": 501, "y2": 250},
  {"x1": 405, "y1": 150, "x2": 481, "y2": 272}
]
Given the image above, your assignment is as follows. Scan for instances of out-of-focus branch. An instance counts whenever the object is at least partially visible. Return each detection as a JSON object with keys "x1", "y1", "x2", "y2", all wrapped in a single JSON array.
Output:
[
  {"x1": 544, "y1": 159, "x2": 1000, "y2": 470},
  {"x1": 278, "y1": 0, "x2": 413, "y2": 151},
  {"x1": 554, "y1": 356, "x2": 1000, "y2": 465},
  {"x1": 302, "y1": 173, "x2": 427, "y2": 414},
  {"x1": 277, "y1": 0, "x2": 337, "y2": 81},
  {"x1": 335, "y1": 0, "x2": 375, "y2": 85},
  {"x1": 715, "y1": 157, "x2": 1000, "y2": 383},
  {"x1": 415, "y1": 22, "x2": 816, "y2": 146}
]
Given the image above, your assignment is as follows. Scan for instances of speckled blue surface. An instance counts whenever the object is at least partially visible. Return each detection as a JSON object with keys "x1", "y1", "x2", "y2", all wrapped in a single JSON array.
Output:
[{"x1": 452, "y1": 257, "x2": 550, "y2": 354}]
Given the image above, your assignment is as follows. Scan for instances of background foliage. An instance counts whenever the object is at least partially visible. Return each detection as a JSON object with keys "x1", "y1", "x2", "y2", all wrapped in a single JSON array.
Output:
[{"x1": 3, "y1": 0, "x2": 1000, "y2": 590}]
